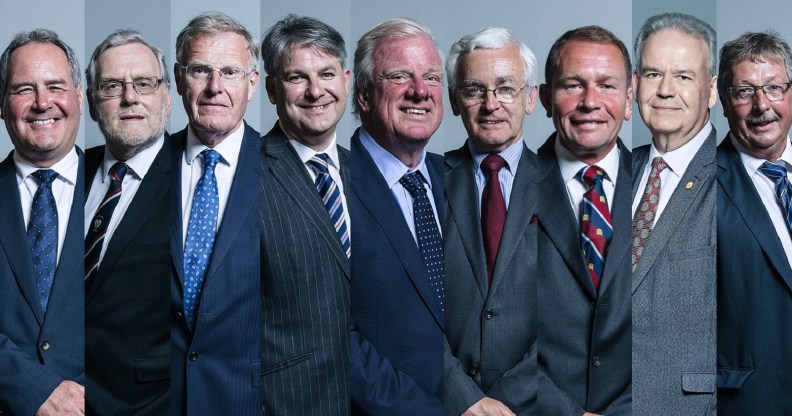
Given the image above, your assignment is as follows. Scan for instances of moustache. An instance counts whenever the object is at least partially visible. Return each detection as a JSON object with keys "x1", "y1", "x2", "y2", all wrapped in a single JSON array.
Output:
[{"x1": 745, "y1": 113, "x2": 780, "y2": 125}]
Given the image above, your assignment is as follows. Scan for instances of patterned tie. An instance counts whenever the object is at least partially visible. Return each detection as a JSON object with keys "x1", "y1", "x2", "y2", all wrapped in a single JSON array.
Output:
[
  {"x1": 85, "y1": 162, "x2": 128, "y2": 281},
  {"x1": 631, "y1": 157, "x2": 667, "y2": 271},
  {"x1": 399, "y1": 171, "x2": 444, "y2": 308},
  {"x1": 28, "y1": 169, "x2": 59, "y2": 313},
  {"x1": 577, "y1": 165, "x2": 612, "y2": 291},
  {"x1": 758, "y1": 160, "x2": 792, "y2": 235},
  {"x1": 306, "y1": 153, "x2": 351, "y2": 257},
  {"x1": 183, "y1": 149, "x2": 221, "y2": 329},
  {"x1": 480, "y1": 154, "x2": 507, "y2": 284}
]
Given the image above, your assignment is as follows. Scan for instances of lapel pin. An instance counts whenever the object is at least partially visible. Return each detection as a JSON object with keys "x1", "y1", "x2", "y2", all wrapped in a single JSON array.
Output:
[{"x1": 685, "y1": 181, "x2": 694, "y2": 190}]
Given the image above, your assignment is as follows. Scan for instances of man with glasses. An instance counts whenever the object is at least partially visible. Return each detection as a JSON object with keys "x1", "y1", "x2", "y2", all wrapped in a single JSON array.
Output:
[
  {"x1": 259, "y1": 15, "x2": 351, "y2": 415},
  {"x1": 443, "y1": 27, "x2": 538, "y2": 416},
  {"x1": 83, "y1": 29, "x2": 171, "y2": 415},
  {"x1": 536, "y1": 25, "x2": 633, "y2": 416},
  {"x1": 716, "y1": 31, "x2": 792, "y2": 415},
  {"x1": 631, "y1": 13, "x2": 717, "y2": 415},
  {"x1": 171, "y1": 12, "x2": 261, "y2": 415}
]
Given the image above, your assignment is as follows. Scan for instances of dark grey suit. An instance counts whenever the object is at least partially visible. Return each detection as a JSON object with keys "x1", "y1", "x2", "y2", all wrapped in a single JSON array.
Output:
[
  {"x1": 260, "y1": 123, "x2": 351, "y2": 415},
  {"x1": 443, "y1": 141, "x2": 537, "y2": 416},
  {"x1": 536, "y1": 134, "x2": 632, "y2": 415},
  {"x1": 631, "y1": 129, "x2": 717, "y2": 416}
]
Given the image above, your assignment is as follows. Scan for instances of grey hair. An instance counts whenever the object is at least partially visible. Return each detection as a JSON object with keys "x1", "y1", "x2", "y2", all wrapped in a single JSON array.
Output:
[
  {"x1": 261, "y1": 14, "x2": 346, "y2": 76},
  {"x1": 0, "y1": 28, "x2": 81, "y2": 94},
  {"x1": 176, "y1": 11, "x2": 259, "y2": 69},
  {"x1": 352, "y1": 17, "x2": 442, "y2": 118},
  {"x1": 634, "y1": 12, "x2": 716, "y2": 77},
  {"x1": 718, "y1": 31, "x2": 792, "y2": 101},
  {"x1": 86, "y1": 29, "x2": 170, "y2": 93},
  {"x1": 446, "y1": 27, "x2": 537, "y2": 92}
]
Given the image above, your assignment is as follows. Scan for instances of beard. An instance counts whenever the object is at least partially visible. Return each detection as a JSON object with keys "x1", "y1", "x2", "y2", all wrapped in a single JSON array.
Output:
[{"x1": 98, "y1": 103, "x2": 168, "y2": 160}]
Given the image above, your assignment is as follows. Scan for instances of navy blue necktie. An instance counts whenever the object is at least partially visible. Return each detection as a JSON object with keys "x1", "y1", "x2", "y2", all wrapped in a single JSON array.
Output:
[
  {"x1": 759, "y1": 161, "x2": 792, "y2": 235},
  {"x1": 577, "y1": 165, "x2": 612, "y2": 291},
  {"x1": 85, "y1": 162, "x2": 128, "y2": 281},
  {"x1": 399, "y1": 171, "x2": 444, "y2": 308},
  {"x1": 183, "y1": 149, "x2": 221, "y2": 329},
  {"x1": 306, "y1": 153, "x2": 351, "y2": 257},
  {"x1": 28, "y1": 169, "x2": 59, "y2": 313}
]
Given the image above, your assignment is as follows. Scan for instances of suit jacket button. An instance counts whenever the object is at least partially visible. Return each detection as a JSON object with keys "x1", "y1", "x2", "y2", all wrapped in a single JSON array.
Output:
[
  {"x1": 39, "y1": 341, "x2": 50, "y2": 351},
  {"x1": 189, "y1": 352, "x2": 199, "y2": 361},
  {"x1": 484, "y1": 309, "x2": 493, "y2": 320},
  {"x1": 468, "y1": 366, "x2": 478, "y2": 376},
  {"x1": 592, "y1": 356, "x2": 601, "y2": 367}
]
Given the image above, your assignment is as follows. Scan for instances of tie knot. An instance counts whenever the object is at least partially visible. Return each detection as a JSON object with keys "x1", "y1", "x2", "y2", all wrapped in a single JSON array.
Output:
[
  {"x1": 481, "y1": 154, "x2": 507, "y2": 174},
  {"x1": 399, "y1": 171, "x2": 427, "y2": 198},
  {"x1": 109, "y1": 162, "x2": 128, "y2": 182},
  {"x1": 31, "y1": 169, "x2": 58, "y2": 186},
  {"x1": 200, "y1": 149, "x2": 221, "y2": 171},
  {"x1": 759, "y1": 160, "x2": 788, "y2": 182},
  {"x1": 577, "y1": 165, "x2": 605, "y2": 188},
  {"x1": 307, "y1": 153, "x2": 331, "y2": 175},
  {"x1": 651, "y1": 156, "x2": 668, "y2": 174}
]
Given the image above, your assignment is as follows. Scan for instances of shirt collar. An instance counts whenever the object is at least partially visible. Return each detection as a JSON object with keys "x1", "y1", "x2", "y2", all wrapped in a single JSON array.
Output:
[
  {"x1": 554, "y1": 133, "x2": 620, "y2": 185},
  {"x1": 14, "y1": 146, "x2": 79, "y2": 186},
  {"x1": 101, "y1": 134, "x2": 164, "y2": 183},
  {"x1": 359, "y1": 127, "x2": 432, "y2": 191},
  {"x1": 468, "y1": 137, "x2": 523, "y2": 175},
  {"x1": 731, "y1": 132, "x2": 792, "y2": 173},
  {"x1": 648, "y1": 122, "x2": 712, "y2": 178},
  {"x1": 281, "y1": 122, "x2": 340, "y2": 170},
  {"x1": 184, "y1": 122, "x2": 245, "y2": 167}
]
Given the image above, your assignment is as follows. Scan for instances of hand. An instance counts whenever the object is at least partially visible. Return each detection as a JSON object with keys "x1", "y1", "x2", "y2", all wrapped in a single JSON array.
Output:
[
  {"x1": 35, "y1": 380, "x2": 84, "y2": 416},
  {"x1": 583, "y1": 412, "x2": 604, "y2": 416},
  {"x1": 462, "y1": 397, "x2": 516, "y2": 416}
]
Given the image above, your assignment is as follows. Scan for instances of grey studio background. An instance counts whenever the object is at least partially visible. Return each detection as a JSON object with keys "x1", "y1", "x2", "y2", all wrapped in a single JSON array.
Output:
[{"x1": 0, "y1": 1, "x2": 791, "y2": 158}]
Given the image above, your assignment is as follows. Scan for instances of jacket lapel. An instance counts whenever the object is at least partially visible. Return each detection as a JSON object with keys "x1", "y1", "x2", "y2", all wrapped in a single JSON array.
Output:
[{"x1": 598, "y1": 140, "x2": 631, "y2": 294}]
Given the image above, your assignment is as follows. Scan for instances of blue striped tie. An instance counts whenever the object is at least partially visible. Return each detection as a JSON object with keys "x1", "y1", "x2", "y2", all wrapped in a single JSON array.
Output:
[
  {"x1": 28, "y1": 169, "x2": 59, "y2": 313},
  {"x1": 307, "y1": 153, "x2": 351, "y2": 257},
  {"x1": 759, "y1": 160, "x2": 792, "y2": 235},
  {"x1": 85, "y1": 162, "x2": 128, "y2": 281}
]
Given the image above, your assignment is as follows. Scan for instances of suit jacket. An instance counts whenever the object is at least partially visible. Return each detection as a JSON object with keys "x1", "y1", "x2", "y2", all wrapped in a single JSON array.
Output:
[
  {"x1": 84, "y1": 137, "x2": 171, "y2": 415},
  {"x1": 443, "y1": 141, "x2": 537, "y2": 416},
  {"x1": 631, "y1": 129, "x2": 717, "y2": 415},
  {"x1": 260, "y1": 123, "x2": 351, "y2": 415},
  {"x1": 0, "y1": 148, "x2": 84, "y2": 416},
  {"x1": 716, "y1": 136, "x2": 792, "y2": 415},
  {"x1": 348, "y1": 129, "x2": 444, "y2": 415},
  {"x1": 535, "y1": 135, "x2": 632, "y2": 415},
  {"x1": 170, "y1": 123, "x2": 262, "y2": 416}
]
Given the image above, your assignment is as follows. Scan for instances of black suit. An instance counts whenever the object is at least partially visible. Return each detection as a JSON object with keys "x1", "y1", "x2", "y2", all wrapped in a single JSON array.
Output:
[
  {"x1": 260, "y1": 123, "x2": 351, "y2": 415},
  {"x1": 84, "y1": 137, "x2": 171, "y2": 415}
]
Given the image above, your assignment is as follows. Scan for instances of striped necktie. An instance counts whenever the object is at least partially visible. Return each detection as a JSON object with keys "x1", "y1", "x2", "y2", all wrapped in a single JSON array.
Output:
[
  {"x1": 577, "y1": 165, "x2": 612, "y2": 291},
  {"x1": 306, "y1": 153, "x2": 351, "y2": 257},
  {"x1": 759, "y1": 160, "x2": 792, "y2": 235},
  {"x1": 85, "y1": 162, "x2": 128, "y2": 281}
]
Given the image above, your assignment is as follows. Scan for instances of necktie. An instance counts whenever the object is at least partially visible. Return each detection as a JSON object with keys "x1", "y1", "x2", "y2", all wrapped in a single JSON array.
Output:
[
  {"x1": 480, "y1": 154, "x2": 507, "y2": 284},
  {"x1": 399, "y1": 171, "x2": 444, "y2": 308},
  {"x1": 632, "y1": 157, "x2": 667, "y2": 271},
  {"x1": 306, "y1": 153, "x2": 351, "y2": 257},
  {"x1": 183, "y1": 149, "x2": 221, "y2": 329},
  {"x1": 28, "y1": 169, "x2": 59, "y2": 313},
  {"x1": 577, "y1": 165, "x2": 612, "y2": 291},
  {"x1": 758, "y1": 160, "x2": 792, "y2": 235},
  {"x1": 85, "y1": 162, "x2": 128, "y2": 281}
]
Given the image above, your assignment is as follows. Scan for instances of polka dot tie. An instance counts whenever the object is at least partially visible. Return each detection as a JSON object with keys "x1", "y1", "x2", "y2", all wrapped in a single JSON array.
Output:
[
  {"x1": 758, "y1": 160, "x2": 792, "y2": 235},
  {"x1": 27, "y1": 169, "x2": 59, "y2": 313},
  {"x1": 306, "y1": 153, "x2": 351, "y2": 257},
  {"x1": 183, "y1": 149, "x2": 221, "y2": 329},
  {"x1": 631, "y1": 157, "x2": 667, "y2": 271},
  {"x1": 84, "y1": 162, "x2": 128, "y2": 282},
  {"x1": 399, "y1": 171, "x2": 444, "y2": 309},
  {"x1": 577, "y1": 165, "x2": 612, "y2": 291}
]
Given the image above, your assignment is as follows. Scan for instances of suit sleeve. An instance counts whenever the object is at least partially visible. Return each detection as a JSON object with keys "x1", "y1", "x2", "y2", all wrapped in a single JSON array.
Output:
[
  {"x1": 444, "y1": 338, "x2": 487, "y2": 416},
  {"x1": 538, "y1": 368, "x2": 586, "y2": 416},
  {"x1": 0, "y1": 333, "x2": 65, "y2": 416},
  {"x1": 485, "y1": 339, "x2": 537, "y2": 415},
  {"x1": 350, "y1": 328, "x2": 443, "y2": 416},
  {"x1": 602, "y1": 382, "x2": 631, "y2": 415}
]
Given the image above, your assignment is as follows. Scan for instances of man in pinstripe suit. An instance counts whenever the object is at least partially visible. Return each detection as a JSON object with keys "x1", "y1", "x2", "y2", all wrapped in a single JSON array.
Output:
[{"x1": 259, "y1": 15, "x2": 352, "y2": 415}]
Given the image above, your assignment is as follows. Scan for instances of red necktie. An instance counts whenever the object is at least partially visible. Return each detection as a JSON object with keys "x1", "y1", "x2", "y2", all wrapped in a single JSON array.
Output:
[{"x1": 481, "y1": 154, "x2": 507, "y2": 284}]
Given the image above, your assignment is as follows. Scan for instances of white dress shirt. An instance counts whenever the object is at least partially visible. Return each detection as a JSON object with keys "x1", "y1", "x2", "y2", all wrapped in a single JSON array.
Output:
[
  {"x1": 732, "y1": 133, "x2": 792, "y2": 270},
  {"x1": 181, "y1": 123, "x2": 244, "y2": 245},
  {"x1": 470, "y1": 137, "x2": 523, "y2": 213},
  {"x1": 284, "y1": 125, "x2": 351, "y2": 240},
  {"x1": 632, "y1": 122, "x2": 712, "y2": 227},
  {"x1": 85, "y1": 135, "x2": 164, "y2": 265},
  {"x1": 555, "y1": 136, "x2": 620, "y2": 225},
  {"x1": 359, "y1": 128, "x2": 441, "y2": 245},
  {"x1": 16, "y1": 148, "x2": 79, "y2": 264}
]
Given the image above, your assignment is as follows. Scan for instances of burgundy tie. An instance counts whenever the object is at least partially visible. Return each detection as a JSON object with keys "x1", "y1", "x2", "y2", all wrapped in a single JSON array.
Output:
[{"x1": 481, "y1": 154, "x2": 507, "y2": 283}]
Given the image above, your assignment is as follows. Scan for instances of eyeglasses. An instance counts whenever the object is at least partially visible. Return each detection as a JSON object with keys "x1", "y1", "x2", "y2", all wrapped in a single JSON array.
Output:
[
  {"x1": 457, "y1": 85, "x2": 527, "y2": 104},
  {"x1": 96, "y1": 77, "x2": 162, "y2": 98},
  {"x1": 178, "y1": 63, "x2": 255, "y2": 82},
  {"x1": 727, "y1": 82, "x2": 792, "y2": 103}
]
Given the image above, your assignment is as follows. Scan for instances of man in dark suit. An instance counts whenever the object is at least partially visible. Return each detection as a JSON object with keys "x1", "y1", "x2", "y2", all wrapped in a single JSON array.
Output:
[
  {"x1": 443, "y1": 27, "x2": 538, "y2": 416},
  {"x1": 0, "y1": 29, "x2": 85, "y2": 416},
  {"x1": 259, "y1": 15, "x2": 352, "y2": 415},
  {"x1": 348, "y1": 18, "x2": 445, "y2": 415},
  {"x1": 536, "y1": 26, "x2": 633, "y2": 415},
  {"x1": 631, "y1": 13, "x2": 718, "y2": 415},
  {"x1": 716, "y1": 31, "x2": 792, "y2": 415},
  {"x1": 170, "y1": 12, "x2": 262, "y2": 415},
  {"x1": 83, "y1": 30, "x2": 171, "y2": 415}
]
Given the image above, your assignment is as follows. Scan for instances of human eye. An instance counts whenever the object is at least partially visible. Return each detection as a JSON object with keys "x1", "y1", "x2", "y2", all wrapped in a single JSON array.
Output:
[
  {"x1": 101, "y1": 80, "x2": 122, "y2": 92},
  {"x1": 642, "y1": 72, "x2": 661, "y2": 80},
  {"x1": 320, "y1": 71, "x2": 337, "y2": 80},
  {"x1": 733, "y1": 86, "x2": 754, "y2": 99},
  {"x1": 134, "y1": 78, "x2": 155, "y2": 89},
  {"x1": 12, "y1": 85, "x2": 34, "y2": 95},
  {"x1": 188, "y1": 65, "x2": 211, "y2": 78},
  {"x1": 561, "y1": 81, "x2": 583, "y2": 92},
  {"x1": 425, "y1": 74, "x2": 442, "y2": 85},
  {"x1": 385, "y1": 72, "x2": 409, "y2": 84},
  {"x1": 460, "y1": 86, "x2": 485, "y2": 98},
  {"x1": 284, "y1": 73, "x2": 307, "y2": 84},
  {"x1": 765, "y1": 84, "x2": 785, "y2": 93},
  {"x1": 497, "y1": 86, "x2": 518, "y2": 95},
  {"x1": 221, "y1": 67, "x2": 244, "y2": 79}
]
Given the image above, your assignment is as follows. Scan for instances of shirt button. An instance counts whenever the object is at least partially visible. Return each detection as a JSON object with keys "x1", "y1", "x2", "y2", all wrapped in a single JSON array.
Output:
[
  {"x1": 592, "y1": 356, "x2": 601, "y2": 367},
  {"x1": 189, "y1": 352, "x2": 199, "y2": 361},
  {"x1": 39, "y1": 341, "x2": 50, "y2": 351},
  {"x1": 468, "y1": 366, "x2": 478, "y2": 376}
]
